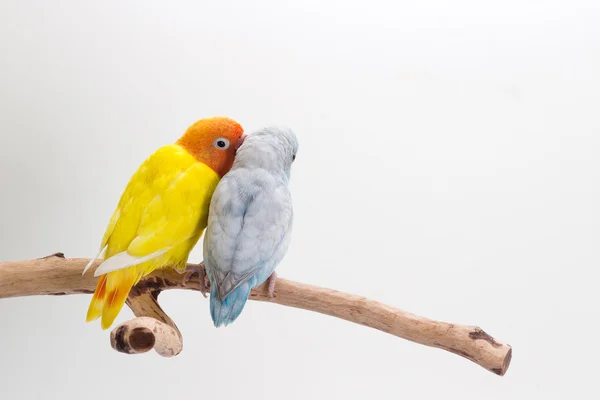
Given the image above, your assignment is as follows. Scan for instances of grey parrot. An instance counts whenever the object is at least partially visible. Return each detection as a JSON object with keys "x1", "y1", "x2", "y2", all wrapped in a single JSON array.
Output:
[{"x1": 202, "y1": 126, "x2": 298, "y2": 326}]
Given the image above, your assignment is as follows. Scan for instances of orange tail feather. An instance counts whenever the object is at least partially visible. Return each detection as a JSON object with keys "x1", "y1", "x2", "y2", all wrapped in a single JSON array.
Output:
[{"x1": 86, "y1": 275, "x2": 107, "y2": 323}]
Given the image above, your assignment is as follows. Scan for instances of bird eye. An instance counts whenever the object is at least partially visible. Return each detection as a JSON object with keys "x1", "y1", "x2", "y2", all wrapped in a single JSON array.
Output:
[
  {"x1": 213, "y1": 138, "x2": 230, "y2": 150},
  {"x1": 292, "y1": 154, "x2": 296, "y2": 162}
]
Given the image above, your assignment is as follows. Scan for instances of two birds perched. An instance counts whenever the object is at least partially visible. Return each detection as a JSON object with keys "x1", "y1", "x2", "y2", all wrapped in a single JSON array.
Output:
[{"x1": 83, "y1": 117, "x2": 298, "y2": 329}]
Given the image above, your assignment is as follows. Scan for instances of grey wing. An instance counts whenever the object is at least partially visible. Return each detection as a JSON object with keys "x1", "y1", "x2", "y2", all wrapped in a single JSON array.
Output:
[{"x1": 203, "y1": 172, "x2": 293, "y2": 300}]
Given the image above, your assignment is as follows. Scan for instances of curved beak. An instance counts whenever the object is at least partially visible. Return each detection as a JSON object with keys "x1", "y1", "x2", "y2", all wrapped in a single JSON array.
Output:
[{"x1": 235, "y1": 133, "x2": 247, "y2": 151}]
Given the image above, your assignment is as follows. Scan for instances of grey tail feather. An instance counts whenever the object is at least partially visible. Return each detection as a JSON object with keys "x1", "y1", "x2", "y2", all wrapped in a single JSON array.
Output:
[{"x1": 218, "y1": 268, "x2": 260, "y2": 301}]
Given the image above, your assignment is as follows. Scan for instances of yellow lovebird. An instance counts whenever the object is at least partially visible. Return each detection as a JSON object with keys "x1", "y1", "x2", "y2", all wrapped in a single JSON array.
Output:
[{"x1": 83, "y1": 117, "x2": 245, "y2": 329}]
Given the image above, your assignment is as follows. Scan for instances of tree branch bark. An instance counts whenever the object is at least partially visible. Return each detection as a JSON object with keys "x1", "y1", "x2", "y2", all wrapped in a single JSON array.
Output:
[{"x1": 0, "y1": 253, "x2": 512, "y2": 376}]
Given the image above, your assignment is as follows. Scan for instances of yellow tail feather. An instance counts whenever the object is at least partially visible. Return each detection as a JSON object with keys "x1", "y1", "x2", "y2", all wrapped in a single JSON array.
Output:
[{"x1": 86, "y1": 269, "x2": 138, "y2": 330}]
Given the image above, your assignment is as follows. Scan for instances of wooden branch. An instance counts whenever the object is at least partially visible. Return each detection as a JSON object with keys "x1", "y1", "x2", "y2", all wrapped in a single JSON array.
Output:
[
  {"x1": 117, "y1": 292, "x2": 182, "y2": 357},
  {"x1": 0, "y1": 254, "x2": 512, "y2": 376}
]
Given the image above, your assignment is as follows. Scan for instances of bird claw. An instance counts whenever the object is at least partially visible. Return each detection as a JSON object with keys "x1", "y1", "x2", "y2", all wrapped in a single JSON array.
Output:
[
  {"x1": 177, "y1": 262, "x2": 210, "y2": 298},
  {"x1": 268, "y1": 271, "x2": 277, "y2": 298}
]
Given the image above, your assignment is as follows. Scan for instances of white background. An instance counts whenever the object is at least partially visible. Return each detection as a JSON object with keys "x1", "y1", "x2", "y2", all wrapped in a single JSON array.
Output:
[{"x1": 1, "y1": 1, "x2": 599, "y2": 399}]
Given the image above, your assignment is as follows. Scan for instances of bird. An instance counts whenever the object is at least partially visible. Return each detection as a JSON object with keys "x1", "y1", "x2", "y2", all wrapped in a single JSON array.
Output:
[
  {"x1": 83, "y1": 116, "x2": 245, "y2": 329},
  {"x1": 202, "y1": 125, "x2": 298, "y2": 326}
]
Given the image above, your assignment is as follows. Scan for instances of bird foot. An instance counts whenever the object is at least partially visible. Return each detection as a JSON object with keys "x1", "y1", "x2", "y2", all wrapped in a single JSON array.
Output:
[
  {"x1": 177, "y1": 262, "x2": 210, "y2": 298},
  {"x1": 268, "y1": 271, "x2": 277, "y2": 298}
]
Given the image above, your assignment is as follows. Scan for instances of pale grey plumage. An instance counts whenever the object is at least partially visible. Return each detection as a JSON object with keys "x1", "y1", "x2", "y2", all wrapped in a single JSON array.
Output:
[{"x1": 203, "y1": 126, "x2": 298, "y2": 326}]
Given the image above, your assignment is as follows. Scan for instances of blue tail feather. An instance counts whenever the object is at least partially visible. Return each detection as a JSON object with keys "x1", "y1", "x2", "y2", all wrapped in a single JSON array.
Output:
[{"x1": 210, "y1": 282, "x2": 252, "y2": 327}]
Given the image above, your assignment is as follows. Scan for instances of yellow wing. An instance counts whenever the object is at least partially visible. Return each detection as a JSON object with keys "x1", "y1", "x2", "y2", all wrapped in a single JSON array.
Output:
[{"x1": 86, "y1": 144, "x2": 220, "y2": 329}]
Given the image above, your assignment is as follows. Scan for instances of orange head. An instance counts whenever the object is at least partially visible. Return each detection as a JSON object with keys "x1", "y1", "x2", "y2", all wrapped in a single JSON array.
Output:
[{"x1": 176, "y1": 117, "x2": 246, "y2": 177}]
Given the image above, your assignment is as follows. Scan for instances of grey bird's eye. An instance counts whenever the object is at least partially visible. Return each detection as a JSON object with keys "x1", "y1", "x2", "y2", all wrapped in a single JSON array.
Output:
[
  {"x1": 213, "y1": 138, "x2": 230, "y2": 150},
  {"x1": 292, "y1": 154, "x2": 296, "y2": 162}
]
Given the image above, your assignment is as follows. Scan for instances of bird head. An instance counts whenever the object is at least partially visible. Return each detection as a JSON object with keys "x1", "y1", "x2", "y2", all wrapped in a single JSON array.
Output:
[
  {"x1": 177, "y1": 117, "x2": 246, "y2": 177},
  {"x1": 235, "y1": 126, "x2": 299, "y2": 179}
]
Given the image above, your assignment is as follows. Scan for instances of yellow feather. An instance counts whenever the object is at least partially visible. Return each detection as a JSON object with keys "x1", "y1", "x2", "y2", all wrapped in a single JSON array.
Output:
[{"x1": 86, "y1": 144, "x2": 220, "y2": 329}]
